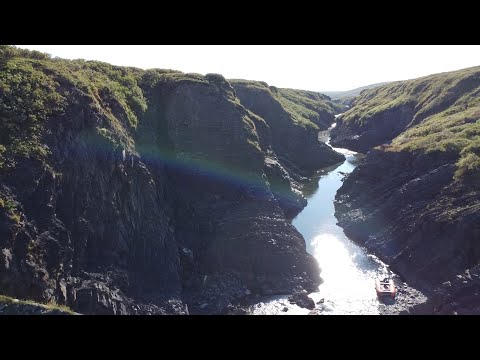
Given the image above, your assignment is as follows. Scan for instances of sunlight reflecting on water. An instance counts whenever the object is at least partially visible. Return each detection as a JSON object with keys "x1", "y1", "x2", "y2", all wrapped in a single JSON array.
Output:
[
  {"x1": 253, "y1": 120, "x2": 393, "y2": 315},
  {"x1": 294, "y1": 121, "x2": 389, "y2": 314},
  {"x1": 309, "y1": 233, "x2": 385, "y2": 315}
]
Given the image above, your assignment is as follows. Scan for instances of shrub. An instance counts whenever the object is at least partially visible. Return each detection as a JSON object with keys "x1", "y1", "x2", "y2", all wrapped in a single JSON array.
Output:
[
  {"x1": 455, "y1": 152, "x2": 480, "y2": 180},
  {"x1": 205, "y1": 73, "x2": 226, "y2": 83}
]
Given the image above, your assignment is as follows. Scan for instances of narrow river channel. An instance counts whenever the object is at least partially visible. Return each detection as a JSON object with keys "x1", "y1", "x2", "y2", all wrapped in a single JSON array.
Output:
[{"x1": 252, "y1": 121, "x2": 396, "y2": 315}]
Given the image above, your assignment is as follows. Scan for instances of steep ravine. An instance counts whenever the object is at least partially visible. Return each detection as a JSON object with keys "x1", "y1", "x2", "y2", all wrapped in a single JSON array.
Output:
[
  {"x1": 251, "y1": 122, "x2": 427, "y2": 315},
  {"x1": 0, "y1": 46, "x2": 344, "y2": 314}
]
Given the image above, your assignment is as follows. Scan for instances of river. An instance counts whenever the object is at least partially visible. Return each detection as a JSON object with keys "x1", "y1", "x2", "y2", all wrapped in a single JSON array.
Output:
[{"x1": 251, "y1": 121, "x2": 396, "y2": 315}]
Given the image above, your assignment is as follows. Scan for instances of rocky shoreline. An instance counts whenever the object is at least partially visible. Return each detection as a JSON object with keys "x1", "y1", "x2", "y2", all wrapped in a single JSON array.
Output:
[
  {"x1": 234, "y1": 279, "x2": 429, "y2": 315},
  {"x1": 236, "y1": 127, "x2": 430, "y2": 316},
  {"x1": 332, "y1": 144, "x2": 480, "y2": 314},
  {"x1": 330, "y1": 66, "x2": 480, "y2": 314}
]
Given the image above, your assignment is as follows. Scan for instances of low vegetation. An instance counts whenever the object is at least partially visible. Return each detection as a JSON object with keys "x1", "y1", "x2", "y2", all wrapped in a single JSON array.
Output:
[
  {"x1": 1, "y1": 46, "x2": 333, "y2": 177},
  {"x1": 0, "y1": 294, "x2": 76, "y2": 314},
  {"x1": 230, "y1": 79, "x2": 343, "y2": 129},
  {"x1": 341, "y1": 66, "x2": 480, "y2": 182},
  {"x1": 0, "y1": 45, "x2": 150, "y2": 172},
  {"x1": 277, "y1": 87, "x2": 344, "y2": 123},
  {"x1": 390, "y1": 97, "x2": 480, "y2": 180}
]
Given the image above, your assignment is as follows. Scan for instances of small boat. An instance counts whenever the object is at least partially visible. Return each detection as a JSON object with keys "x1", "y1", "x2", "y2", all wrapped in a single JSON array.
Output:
[{"x1": 375, "y1": 277, "x2": 397, "y2": 298}]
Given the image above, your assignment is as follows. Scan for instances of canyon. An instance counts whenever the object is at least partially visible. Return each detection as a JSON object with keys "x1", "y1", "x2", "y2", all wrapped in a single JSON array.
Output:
[
  {"x1": 1, "y1": 46, "x2": 479, "y2": 315},
  {"x1": 0, "y1": 46, "x2": 342, "y2": 314}
]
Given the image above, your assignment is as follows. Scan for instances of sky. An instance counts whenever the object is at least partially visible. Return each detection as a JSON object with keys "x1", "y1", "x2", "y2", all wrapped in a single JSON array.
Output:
[{"x1": 16, "y1": 45, "x2": 480, "y2": 92}]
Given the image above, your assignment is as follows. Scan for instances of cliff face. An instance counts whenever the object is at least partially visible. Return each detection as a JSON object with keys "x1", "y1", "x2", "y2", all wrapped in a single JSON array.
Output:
[
  {"x1": 331, "y1": 66, "x2": 480, "y2": 152},
  {"x1": 231, "y1": 80, "x2": 344, "y2": 218},
  {"x1": 0, "y1": 47, "x2": 342, "y2": 314},
  {"x1": 232, "y1": 80, "x2": 343, "y2": 174},
  {"x1": 331, "y1": 106, "x2": 415, "y2": 152},
  {"x1": 332, "y1": 66, "x2": 480, "y2": 313}
]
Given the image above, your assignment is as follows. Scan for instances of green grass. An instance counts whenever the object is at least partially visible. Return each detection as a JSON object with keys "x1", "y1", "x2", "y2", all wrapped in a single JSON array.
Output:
[
  {"x1": 0, "y1": 196, "x2": 21, "y2": 223},
  {"x1": 230, "y1": 79, "x2": 342, "y2": 130},
  {"x1": 340, "y1": 65, "x2": 480, "y2": 181},
  {"x1": 387, "y1": 86, "x2": 480, "y2": 180},
  {"x1": 0, "y1": 47, "x2": 273, "y2": 175},
  {"x1": 0, "y1": 54, "x2": 66, "y2": 169},
  {"x1": 278, "y1": 88, "x2": 340, "y2": 113},
  {"x1": 139, "y1": 68, "x2": 209, "y2": 92},
  {"x1": 277, "y1": 88, "x2": 343, "y2": 126},
  {"x1": 0, "y1": 46, "x2": 151, "y2": 171},
  {"x1": 0, "y1": 45, "x2": 343, "y2": 178},
  {"x1": 389, "y1": 104, "x2": 480, "y2": 180},
  {"x1": 342, "y1": 66, "x2": 480, "y2": 125},
  {"x1": 0, "y1": 294, "x2": 76, "y2": 314}
]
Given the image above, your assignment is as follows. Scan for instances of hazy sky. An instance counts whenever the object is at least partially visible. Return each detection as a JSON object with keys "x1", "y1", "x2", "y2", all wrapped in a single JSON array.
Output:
[{"x1": 17, "y1": 45, "x2": 480, "y2": 91}]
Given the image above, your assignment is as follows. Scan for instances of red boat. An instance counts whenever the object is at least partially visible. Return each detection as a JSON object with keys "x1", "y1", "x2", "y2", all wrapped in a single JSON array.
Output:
[{"x1": 375, "y1": 277, "x2": 397, "y2": 298}]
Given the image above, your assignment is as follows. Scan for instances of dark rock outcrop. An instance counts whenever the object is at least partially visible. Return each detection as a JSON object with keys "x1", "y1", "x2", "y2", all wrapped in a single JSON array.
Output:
[
  {"x1": 231, "y1": 80, "x2": 344, "y2": 219},
  {"x1": 232, "y1": 80, "x2": 344, "y2": 176},
  {"x1": 335, "y1": 141, "x2": 480, "y2": 314},
  {"x1": 331, "y1": 105, "x2": 415, "y2": 152},
  {"x1": 335, "y1": 149, "x2": 480, "y2": 283},
  {"x1": 410, "y1": 266, "x2": 480, "y2": 315},
  {"x1": 288, "y1": 291, "x2": 315, "y2": 310},
  {"x1": 0, "y1": 47, "x2": 342, "y2": 314},
  {"x1": 333, "y1": 66, "x2": 480, "y2": 313}
]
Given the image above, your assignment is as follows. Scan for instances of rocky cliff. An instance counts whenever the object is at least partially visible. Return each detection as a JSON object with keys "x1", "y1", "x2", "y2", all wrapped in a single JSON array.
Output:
[
  {"x1": 231, "y1": 80, "x2": 343, "y2": 172},
  {"x1": 331, "y1": 66, "x2": 480, "y2": 152},
  {"x1": 332, "y1": 66, "x2": 480, "y2": 313},
  {"x1": 0, "y1": 46, "x2": 343, "y2": 314},
  {"x1": 231, "y1": 80, "x2": 344, "y2": 217}
]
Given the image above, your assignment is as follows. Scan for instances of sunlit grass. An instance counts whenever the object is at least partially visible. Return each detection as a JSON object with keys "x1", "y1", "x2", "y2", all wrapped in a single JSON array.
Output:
[
  {"x1": 0, "y1": 294, "x2": 76, "y2": 314},
  {"x1": 340, "y1": 65, "x2": 480, "y2": 182},
  {"x1": 230, "y1": 79, "x2": 343, "y2": 130}
]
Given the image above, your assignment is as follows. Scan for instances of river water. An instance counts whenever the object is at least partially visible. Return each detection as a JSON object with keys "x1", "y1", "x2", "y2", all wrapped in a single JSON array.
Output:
[{"x1": 252, "y1": 122, "x2": 394, "y2": 315}]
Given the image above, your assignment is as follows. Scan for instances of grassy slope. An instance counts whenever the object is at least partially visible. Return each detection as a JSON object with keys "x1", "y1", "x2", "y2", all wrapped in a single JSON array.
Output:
[
  {"x1": 0, "y1": 47, "x2": 337, "y2": 173},
  {"x1": 341, "y1": 66, "x2": 480, "y2": 181},
  {"x1": 0, "y1": 47, "x2": 334, "y2": 309},
  {"x1": 0, "y1": 45, "x2": 148, "y2": 172},
  {"x1": 0, "y1": 294, "x2": 76, "y2": 314},
  {"x1": 229, "y1": 79, "x2": 343, "y2": 130},
  {"x1": 0, "y1": 47, "x2": 257, "y2": 181}
]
